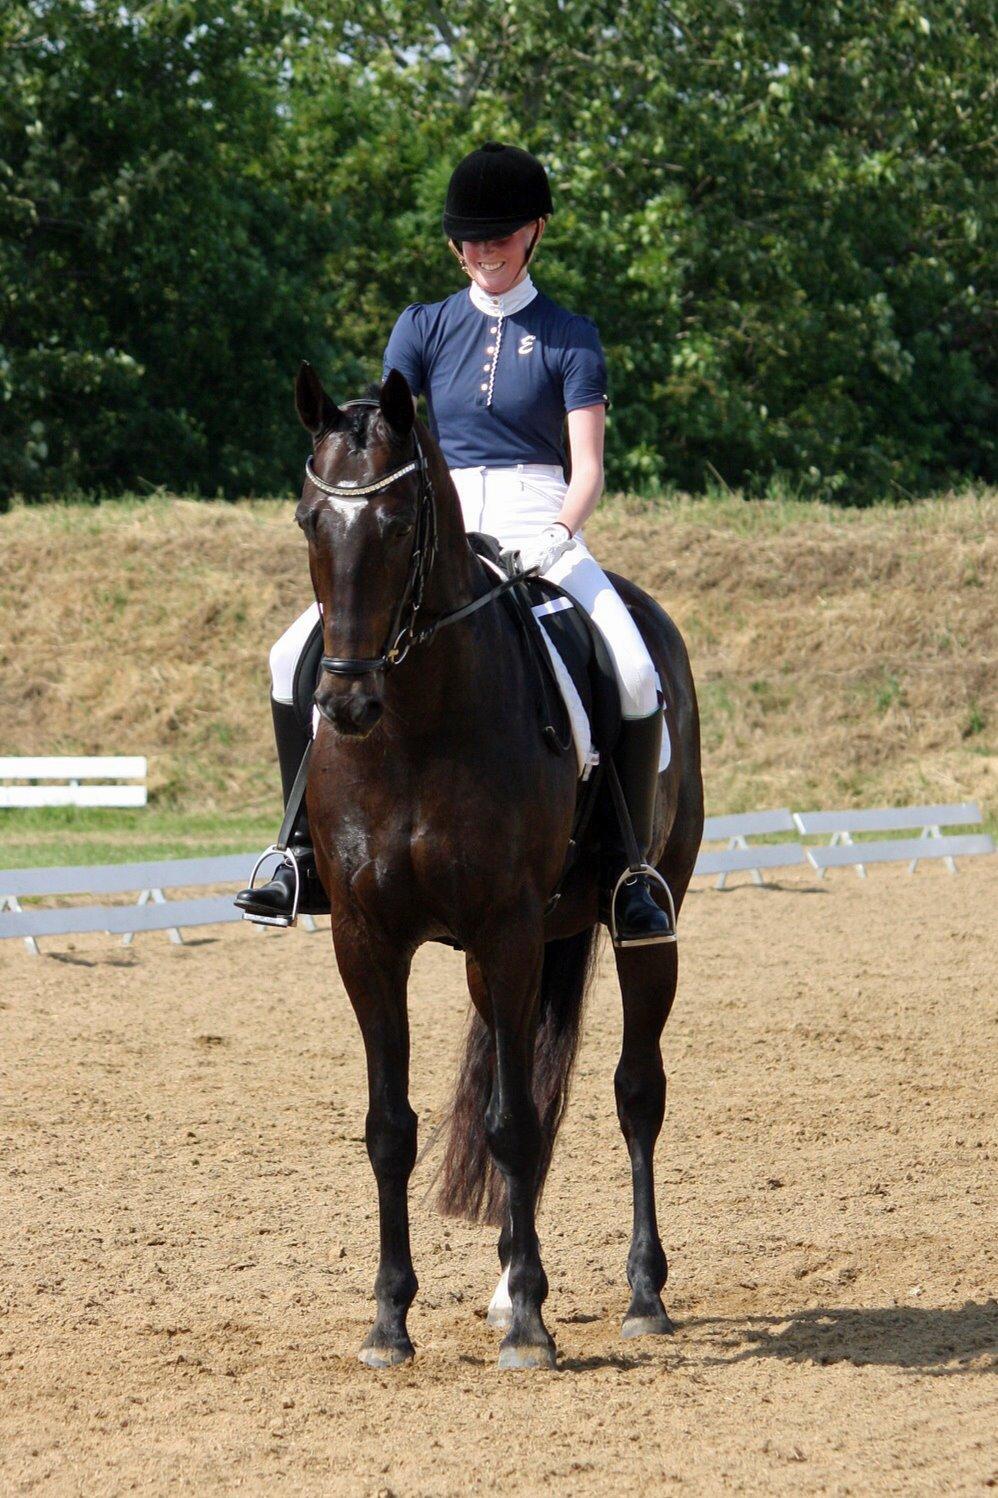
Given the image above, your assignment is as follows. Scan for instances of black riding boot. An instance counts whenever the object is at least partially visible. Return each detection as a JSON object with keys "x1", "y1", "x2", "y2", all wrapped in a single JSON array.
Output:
[
  {"x1": 234, "y1": 698, "x2": 330, "y2": 926},
  {"x1": 603, "y1": 709, "x2": 675, "y2": 947}
]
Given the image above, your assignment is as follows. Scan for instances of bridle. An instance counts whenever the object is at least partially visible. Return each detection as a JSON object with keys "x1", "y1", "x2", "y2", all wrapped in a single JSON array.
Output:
[{"x1": 306, "y1": 398, "x2": 528, "y2": 678}]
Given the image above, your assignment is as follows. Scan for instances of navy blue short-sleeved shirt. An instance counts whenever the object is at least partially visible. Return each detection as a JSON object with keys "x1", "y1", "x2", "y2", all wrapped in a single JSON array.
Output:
[{"x1": 381, "y1": 286, "x2": 609, "y2": 470}]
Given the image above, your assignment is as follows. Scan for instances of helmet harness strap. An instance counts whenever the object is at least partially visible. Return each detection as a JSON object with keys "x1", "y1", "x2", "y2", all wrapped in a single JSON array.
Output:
[{"x1": 449, "y1": 220, "x2": 542, "y2": 280}]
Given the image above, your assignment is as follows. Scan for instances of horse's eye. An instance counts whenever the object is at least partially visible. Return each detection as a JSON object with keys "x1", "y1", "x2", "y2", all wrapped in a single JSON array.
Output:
[
  {"x1": 296, "y1": 509, "x2": 317, "y2": 539},
  {"x1": 383, "y1": 515, "x2": 414, "y2": 541}
]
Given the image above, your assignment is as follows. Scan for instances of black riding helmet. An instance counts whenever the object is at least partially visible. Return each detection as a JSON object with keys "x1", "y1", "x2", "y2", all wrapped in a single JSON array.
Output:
[{"x1": 443, "y1": 142, "x2": 553, "y2": 251}]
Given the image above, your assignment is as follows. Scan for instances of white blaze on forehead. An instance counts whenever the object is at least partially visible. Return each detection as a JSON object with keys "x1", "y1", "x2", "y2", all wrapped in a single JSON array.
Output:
[{"x1": 318, "y1": 494, "x2": 368, "y2": 527}]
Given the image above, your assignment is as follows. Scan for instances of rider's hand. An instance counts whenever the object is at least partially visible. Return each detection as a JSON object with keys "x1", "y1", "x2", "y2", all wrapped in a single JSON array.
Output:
[{"x1": 507, "y1": 522, "x2": 573, "y2": 577}]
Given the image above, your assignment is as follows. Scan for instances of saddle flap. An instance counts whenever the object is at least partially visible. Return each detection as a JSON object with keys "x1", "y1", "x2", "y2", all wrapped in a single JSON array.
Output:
[
  {"x1": 467, "y1": 532, "x2": 622, "y2": 762},
  {"x1": 521, "y1": 575, "x2": 622, "y2": 762},
  {"x1": 292, "y1": 617, "x2": 325, "y2": 733}
]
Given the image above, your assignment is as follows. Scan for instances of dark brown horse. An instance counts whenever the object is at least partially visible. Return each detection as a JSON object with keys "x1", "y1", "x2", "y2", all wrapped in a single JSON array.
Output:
[{"x1": 294, "y1": 363, "x2": 703, "y2": 1370}]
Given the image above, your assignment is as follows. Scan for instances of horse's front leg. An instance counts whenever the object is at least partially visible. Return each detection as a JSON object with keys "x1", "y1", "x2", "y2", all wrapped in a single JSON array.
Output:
[
  {"x1": 469, "y1": 912, "x2": 554, "y2": 1370},
  {"x1": 334, "y1": 925, "x2": 418, "y2": 1367}
]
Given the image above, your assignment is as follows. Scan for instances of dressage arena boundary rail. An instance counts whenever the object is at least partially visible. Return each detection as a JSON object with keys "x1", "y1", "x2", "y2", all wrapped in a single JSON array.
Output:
[{"x1": 0, "y1": 803, "x2": 992, "y2": 953}]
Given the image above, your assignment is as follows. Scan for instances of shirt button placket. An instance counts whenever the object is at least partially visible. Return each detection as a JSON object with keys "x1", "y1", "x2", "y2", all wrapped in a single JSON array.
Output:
[{"x1": 484, "y1": 313, "x2": 504, "y2": 408}]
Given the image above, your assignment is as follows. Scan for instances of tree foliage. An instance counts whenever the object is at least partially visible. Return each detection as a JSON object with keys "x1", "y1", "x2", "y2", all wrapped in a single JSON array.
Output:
[{"x1": 1, "y1": 0, "x2": 994, "y2": 506}]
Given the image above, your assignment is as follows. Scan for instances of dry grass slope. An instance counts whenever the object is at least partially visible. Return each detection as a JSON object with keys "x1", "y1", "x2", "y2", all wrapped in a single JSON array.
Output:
[{"x1": 1, "y1": 490, "x2": 995, "y2": 823}]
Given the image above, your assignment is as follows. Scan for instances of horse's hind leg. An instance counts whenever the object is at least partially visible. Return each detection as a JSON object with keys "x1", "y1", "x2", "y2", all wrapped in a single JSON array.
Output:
[
  {"x1": 335, "y1": 930, "x2": 418, "y2": 1367},
  {"x1": 614, "y1": 942, "x2": 678, "y2": 1338},
  {"x1": 487, "y1": 1218, "x2": 513, "y2": 1329},
  {"x1": 469, "y1": 915, "x2": 555, "y2": 1370}
]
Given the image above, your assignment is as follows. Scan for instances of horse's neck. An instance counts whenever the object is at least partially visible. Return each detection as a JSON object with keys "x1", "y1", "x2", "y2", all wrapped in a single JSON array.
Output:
[
  {"x1": 421, "y1": 447, "x2": 476, "y2": 617},
  {"x1": 383, "y1": 454, "x2": 510, "y2": 728}
]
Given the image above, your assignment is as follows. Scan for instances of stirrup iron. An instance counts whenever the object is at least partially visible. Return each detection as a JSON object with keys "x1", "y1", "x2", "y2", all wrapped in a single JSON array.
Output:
[
  {"x1": 608, "y1": 863, "x2": 677, "y2": 947},
  {"x1": 239, "y1": 846, "x2": 302, "y2": 928},
  {"x1": 603, "y1": 752, "x2": 678, "y2": 947},
  {"x1": 238, "y1": 738, "x2": 312, "y2": 927}
]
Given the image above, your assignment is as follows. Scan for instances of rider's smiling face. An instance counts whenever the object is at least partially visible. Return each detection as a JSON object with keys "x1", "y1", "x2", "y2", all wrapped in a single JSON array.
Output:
[{"x1": 460, "y1": 219, "x2": 544, "y2": 296}]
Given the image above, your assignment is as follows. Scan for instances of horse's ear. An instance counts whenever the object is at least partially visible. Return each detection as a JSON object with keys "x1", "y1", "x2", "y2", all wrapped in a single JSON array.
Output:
[
  {"x1": 295, "y1": 361, "x2": 344, "y2": 437},
  {"x1": 379, "y1": 368, "x2": 415, "y2": 439}
]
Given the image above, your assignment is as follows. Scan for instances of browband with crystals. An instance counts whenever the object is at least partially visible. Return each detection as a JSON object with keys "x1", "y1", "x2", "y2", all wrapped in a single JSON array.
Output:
[{"x1": 305, "y1": 453, "x2": 420, "y2": 499}]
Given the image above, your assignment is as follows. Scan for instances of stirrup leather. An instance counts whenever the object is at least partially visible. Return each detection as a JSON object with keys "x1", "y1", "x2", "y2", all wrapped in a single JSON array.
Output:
[
  {"x1": 239, "y1": 846, "x2": 301, "y2": 928},
  {"x1": 609, "y1": 863, "x2": 678, "y2": 947}
]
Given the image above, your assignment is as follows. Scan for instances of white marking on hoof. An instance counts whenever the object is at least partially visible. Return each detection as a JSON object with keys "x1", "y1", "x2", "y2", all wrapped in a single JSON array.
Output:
[
  {"x1": 358, "y1": 1342, "x2": 414, "y2": 1368},
  {"x1": 487, "y1": 1266, "x2": 512, "y2": 1328},
  {"x1": 621, "y1": 1311, "x2": 675, "y2": 1339},
  {"x1": 498, "y1": 1341, "x2": 557, "y2": 1371}
]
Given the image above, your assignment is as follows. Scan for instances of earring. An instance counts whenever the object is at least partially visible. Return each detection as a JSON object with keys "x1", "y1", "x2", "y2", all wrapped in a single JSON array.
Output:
[{"x1": 447, "y1": 239, "x2": 473, "y2": 279}]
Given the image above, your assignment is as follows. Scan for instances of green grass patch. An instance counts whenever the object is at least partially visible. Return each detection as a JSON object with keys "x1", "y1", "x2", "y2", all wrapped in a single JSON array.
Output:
[
  {"x1": 0, "y1": 807, "x2": 274, "y2": 869},
  {"x1": 2, "y1": 804, "x2": 993, "y2": 875}
]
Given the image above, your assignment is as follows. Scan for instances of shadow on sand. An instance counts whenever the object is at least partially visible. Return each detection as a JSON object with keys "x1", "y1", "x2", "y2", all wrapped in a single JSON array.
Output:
[{"x1": 687, "y1": 1301, "x2": 996, "y2": 1375}]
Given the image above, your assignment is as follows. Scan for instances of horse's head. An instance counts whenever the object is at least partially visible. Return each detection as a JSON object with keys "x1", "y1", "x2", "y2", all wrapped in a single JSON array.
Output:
[{"x1": 294, "y1": 363, "x2": 429, "y2": 738}]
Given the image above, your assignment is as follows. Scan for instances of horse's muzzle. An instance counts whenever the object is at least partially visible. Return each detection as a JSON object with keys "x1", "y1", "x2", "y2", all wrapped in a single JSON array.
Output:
[{"x1": 314, "y1": 682, "x2": 384, "y2": 737}]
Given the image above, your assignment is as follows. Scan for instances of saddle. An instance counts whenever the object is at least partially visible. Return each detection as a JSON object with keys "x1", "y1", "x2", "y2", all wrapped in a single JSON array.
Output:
[{"x1": 470, "y1": 534, "x2": 620, "y2": 740}]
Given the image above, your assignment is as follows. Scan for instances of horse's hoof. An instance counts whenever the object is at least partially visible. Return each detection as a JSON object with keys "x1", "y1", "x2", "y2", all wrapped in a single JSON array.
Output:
[
  {"x1": 358, "y1": 1340, "x2": 414, "y2": 1368},
  {"x1": 486, "y1": 1304, "x2": 513, "y2": 1330},
  {"x1": 621, "y1": 1311, "x2": 675, "y2": 1340},
  {"x1": 498, "y1": 1342, "x2": 557, "y2": 1371}
]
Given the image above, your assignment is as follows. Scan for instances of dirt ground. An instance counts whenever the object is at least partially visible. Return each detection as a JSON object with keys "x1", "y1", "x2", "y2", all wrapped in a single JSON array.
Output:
[{"x1": 1, "y1": 861, "x2": 995, "y2": 1496}]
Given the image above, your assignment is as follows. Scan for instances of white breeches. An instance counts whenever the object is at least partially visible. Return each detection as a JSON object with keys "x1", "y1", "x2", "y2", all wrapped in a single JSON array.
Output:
[
  {"x1": 269, "y1": 604, "x2": 323, "y2": 706},
  {"x1": 450, "y1": 464, "x2": 658, "y2": 718},
  {"x1": 270, "y1": 463, "x2": 659, "y2": 720}
]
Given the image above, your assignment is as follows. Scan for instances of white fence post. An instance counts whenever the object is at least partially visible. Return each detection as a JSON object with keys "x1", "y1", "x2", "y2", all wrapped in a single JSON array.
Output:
[
  {"x1": 122, "y1": 887, "x2": 184, "y2": 946},
  {"x1": 908, "y1": 824, "x2": 955, "y2": 875},
  {"x1": 1, "y1": 893, "x2": 39, "y2": 955}
]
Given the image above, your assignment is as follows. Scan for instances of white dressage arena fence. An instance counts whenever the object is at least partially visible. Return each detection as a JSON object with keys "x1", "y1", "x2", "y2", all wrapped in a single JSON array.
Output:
[
  {"x1": 0, "y1": 855, "x2": 254, "y2": 955},
  {"x1": 701, "y1": 808, "x2": 799, "y2": 890},
  {"x1": 792, "y1": 801, "x2": 986, "y2": 877},
  {"x1": 0, "y1": 756, "x2": 147, "y2": 808},
  {"x1": 701, "y1": 801, "x2": 991, "y2": 885},
  {"x1": 0, "y1": 803, "x2": 993, "y2": 953}
]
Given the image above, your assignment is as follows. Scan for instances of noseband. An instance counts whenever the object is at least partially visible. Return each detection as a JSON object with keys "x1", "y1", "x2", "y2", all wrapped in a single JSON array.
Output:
[{"x1": 307, "y1": 398, "x2": 530, "y2": 679}]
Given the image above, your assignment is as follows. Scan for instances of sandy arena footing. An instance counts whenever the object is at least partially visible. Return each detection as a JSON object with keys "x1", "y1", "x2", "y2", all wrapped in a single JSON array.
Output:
[{"x1": 1, "y1": 861, "x2": 995, "y2": 1494}]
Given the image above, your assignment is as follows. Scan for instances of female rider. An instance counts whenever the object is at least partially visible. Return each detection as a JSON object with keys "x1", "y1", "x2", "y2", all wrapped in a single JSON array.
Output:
[{"x1": 236, "y1": 141, "x2": 671, "y2": 946}]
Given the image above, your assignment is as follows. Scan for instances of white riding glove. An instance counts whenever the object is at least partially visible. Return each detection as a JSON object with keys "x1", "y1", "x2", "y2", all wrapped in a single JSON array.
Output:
[{"x1": 505, "y1": 522, "x2": 573, "y2": 578}]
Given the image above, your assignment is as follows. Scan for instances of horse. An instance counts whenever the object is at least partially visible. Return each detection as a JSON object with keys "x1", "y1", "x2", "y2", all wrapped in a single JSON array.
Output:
[{"x1": 292, "y1": 362, "x2": 703, "y2": 1370}]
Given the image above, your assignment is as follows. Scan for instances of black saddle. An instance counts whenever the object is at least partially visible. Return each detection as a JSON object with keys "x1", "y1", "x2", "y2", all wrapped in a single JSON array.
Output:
[
  {"x1": 293, "y1": 618, "x2": 325, "y2": 734},
  {"x1": 466, "y1": 532, "x2": 621, "y2": 771}
]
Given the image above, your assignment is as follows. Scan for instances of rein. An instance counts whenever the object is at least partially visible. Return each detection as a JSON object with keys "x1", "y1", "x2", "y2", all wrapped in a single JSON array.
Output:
[{"x1": 308, "y1": 399, "x2": 530, "y2": 678}]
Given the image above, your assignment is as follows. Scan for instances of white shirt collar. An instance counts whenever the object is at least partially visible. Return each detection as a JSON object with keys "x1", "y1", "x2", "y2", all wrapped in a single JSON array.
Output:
[{"x1": 468, "y1": 274, "x2": 538, "y2": 318}]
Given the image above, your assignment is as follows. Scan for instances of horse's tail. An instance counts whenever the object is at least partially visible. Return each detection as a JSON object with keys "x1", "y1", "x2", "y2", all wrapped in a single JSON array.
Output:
[{"x1": 437, "y1": 926, "x2": 601, "y2": 1226}]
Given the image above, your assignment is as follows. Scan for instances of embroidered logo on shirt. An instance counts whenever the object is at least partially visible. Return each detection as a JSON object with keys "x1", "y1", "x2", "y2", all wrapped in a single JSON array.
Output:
[{"x1": 517, "y1": 334, "x2": 537, "y2": 356}]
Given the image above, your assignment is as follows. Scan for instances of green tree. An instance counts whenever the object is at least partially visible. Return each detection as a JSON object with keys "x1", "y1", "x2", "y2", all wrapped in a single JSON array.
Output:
[
  {"x1": 1, "y1": 0, "x2": 994, "y2": 505},
  {"x1": 0, "y1": 0, "x2": 337, "y2": 501},
  {"x1": 300, "y1": 0, "x2": 996, "y2": 500}
]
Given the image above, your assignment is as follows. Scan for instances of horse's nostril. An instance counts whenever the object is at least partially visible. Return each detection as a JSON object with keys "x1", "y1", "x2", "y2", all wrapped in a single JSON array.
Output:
[
  {"x1": 351, "y1": 696, "x2": 383, "y2": 732},
  {"x1": 320, "y1": 690, "x2": 383, "y2": 737}
]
